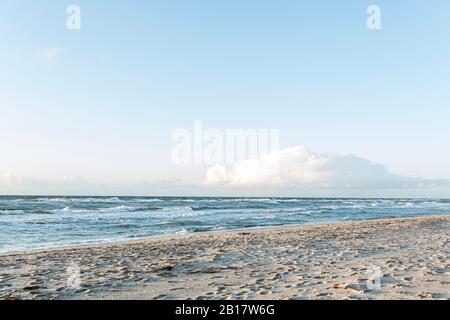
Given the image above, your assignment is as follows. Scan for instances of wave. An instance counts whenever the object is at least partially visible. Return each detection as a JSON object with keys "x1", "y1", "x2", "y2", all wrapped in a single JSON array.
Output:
[
  {"x1": 112, "y1": 223, "x2": 139, "y2": 229},
  {"x1": 133, "y1": 205, "x2": 161, "y2": 212},
  {"x1": 190, "y1": 204, "x2": 277, "y2": 211},
  {"x1": 161, "y1": 206, "x2": 194, "y2": 212},
  {"x1": 48, "y1": 204, "x2": 163, "y2": 214},
  {"x1": 175, "y1": 228, "x2": 189, "y2": 234},
  {"x1": 102, "y1": 205, "x2": 162, "y2": 212},
  {"x1": 153, "y1": 220, "x2": 200, "y2": 227},
  {"x1": 36, "y1": 197, "x2": 123, "y2": 203},
  {"x1": 135, "y1": 198, "x2": 163, "y2": 202},
  {"x1": 0, "y1": 209, "x2": 25, "y2": 215},
  {"x1": 223, "y1": 198, "x2": 279, "y2": 203},
  {"x1": 191, "y1": 206, "x2": 223, "y2": 211}
]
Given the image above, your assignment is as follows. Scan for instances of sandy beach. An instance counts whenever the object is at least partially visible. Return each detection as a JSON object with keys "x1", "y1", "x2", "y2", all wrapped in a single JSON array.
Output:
[{"x1": 0, "y1": 215, "x2": 448, "y2": 300}]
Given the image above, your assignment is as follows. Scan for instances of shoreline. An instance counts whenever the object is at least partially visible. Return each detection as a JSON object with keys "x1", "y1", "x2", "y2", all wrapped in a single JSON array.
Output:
[
  {"x1": 0, "y1": 215, "x2": 449, "y2": 300},
  {"x1": 1, "y1": 214, "x2": 448, "y2": 257}
]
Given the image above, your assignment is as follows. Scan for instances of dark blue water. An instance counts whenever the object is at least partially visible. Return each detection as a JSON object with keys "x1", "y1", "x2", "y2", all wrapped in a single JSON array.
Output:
[{"x1": 0, "y1": 196, "x2": 449, "y2": 253}]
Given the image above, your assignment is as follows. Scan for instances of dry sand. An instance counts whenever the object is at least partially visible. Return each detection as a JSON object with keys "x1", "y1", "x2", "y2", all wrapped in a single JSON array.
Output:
[{"x1": 0, "y1": 215, "x2": 448, "y2": 300}]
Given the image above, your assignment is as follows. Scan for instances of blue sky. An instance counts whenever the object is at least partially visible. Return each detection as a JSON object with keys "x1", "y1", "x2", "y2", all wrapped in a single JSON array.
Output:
[{"x1": 1, "y1": 1, "x2": 450, "y2": 196}]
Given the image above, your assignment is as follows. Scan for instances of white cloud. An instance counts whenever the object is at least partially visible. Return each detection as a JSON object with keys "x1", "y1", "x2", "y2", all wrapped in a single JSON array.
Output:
[
  {"x1": 0, "y1": 172, "x2": 89, "y2": 195},
  {"x1": 36, "y1": 46, "x2": 64, "y2": 63},
  {"x1": 204, "y1": 146, "x2": 448, "y2": 189},
  {"x1": 0, "y1": 173, "x2": 189, "y2": 196},
  {"x1": 205, "y1": 146, "x2": 331, "y2": 187},
  {"x1": 3, "y1": 171, "x2": 40, "y2": 186}
]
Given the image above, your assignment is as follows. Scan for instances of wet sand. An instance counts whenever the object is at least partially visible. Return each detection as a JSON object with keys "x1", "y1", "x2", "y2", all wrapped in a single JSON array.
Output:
[{"x1": 0, "y1": 215, "x2": 449, "y2": 300}]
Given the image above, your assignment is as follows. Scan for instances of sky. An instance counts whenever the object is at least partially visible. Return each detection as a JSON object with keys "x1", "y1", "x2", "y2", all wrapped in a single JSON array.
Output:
[{"x1": 1, "y1": 1, "x2": 450, "y2": 197}]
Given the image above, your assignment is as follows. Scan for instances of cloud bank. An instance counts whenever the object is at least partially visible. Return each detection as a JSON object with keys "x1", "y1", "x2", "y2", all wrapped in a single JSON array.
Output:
[
  {"x1": 1, "y1": 147, "x2": 449, "y2": 197},
  {"x1": 0, "y1": 172, "x2": 92, "y2": 195},
  {"x1": 205, "y1": 146, "x2": 448, "y2": 190},
  {"x1": 0, "y1": 172, "x2": 192, "y2": 196}
]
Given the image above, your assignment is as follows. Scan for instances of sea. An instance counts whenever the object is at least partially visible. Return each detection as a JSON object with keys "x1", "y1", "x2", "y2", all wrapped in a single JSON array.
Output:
[{"x1": 1, "y1": 196, "x2": 449, "y2": 253}]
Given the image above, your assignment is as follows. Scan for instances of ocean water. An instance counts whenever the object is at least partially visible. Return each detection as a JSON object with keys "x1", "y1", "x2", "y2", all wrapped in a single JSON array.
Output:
[{"x1": 0, "y1": 196, "x2": 449, "y2": 253}]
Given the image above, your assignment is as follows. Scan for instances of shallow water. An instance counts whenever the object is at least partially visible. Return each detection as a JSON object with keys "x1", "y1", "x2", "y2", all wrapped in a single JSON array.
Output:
[{"x1": 0, "y1": 196, "x2": 449, "y2": 252}]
